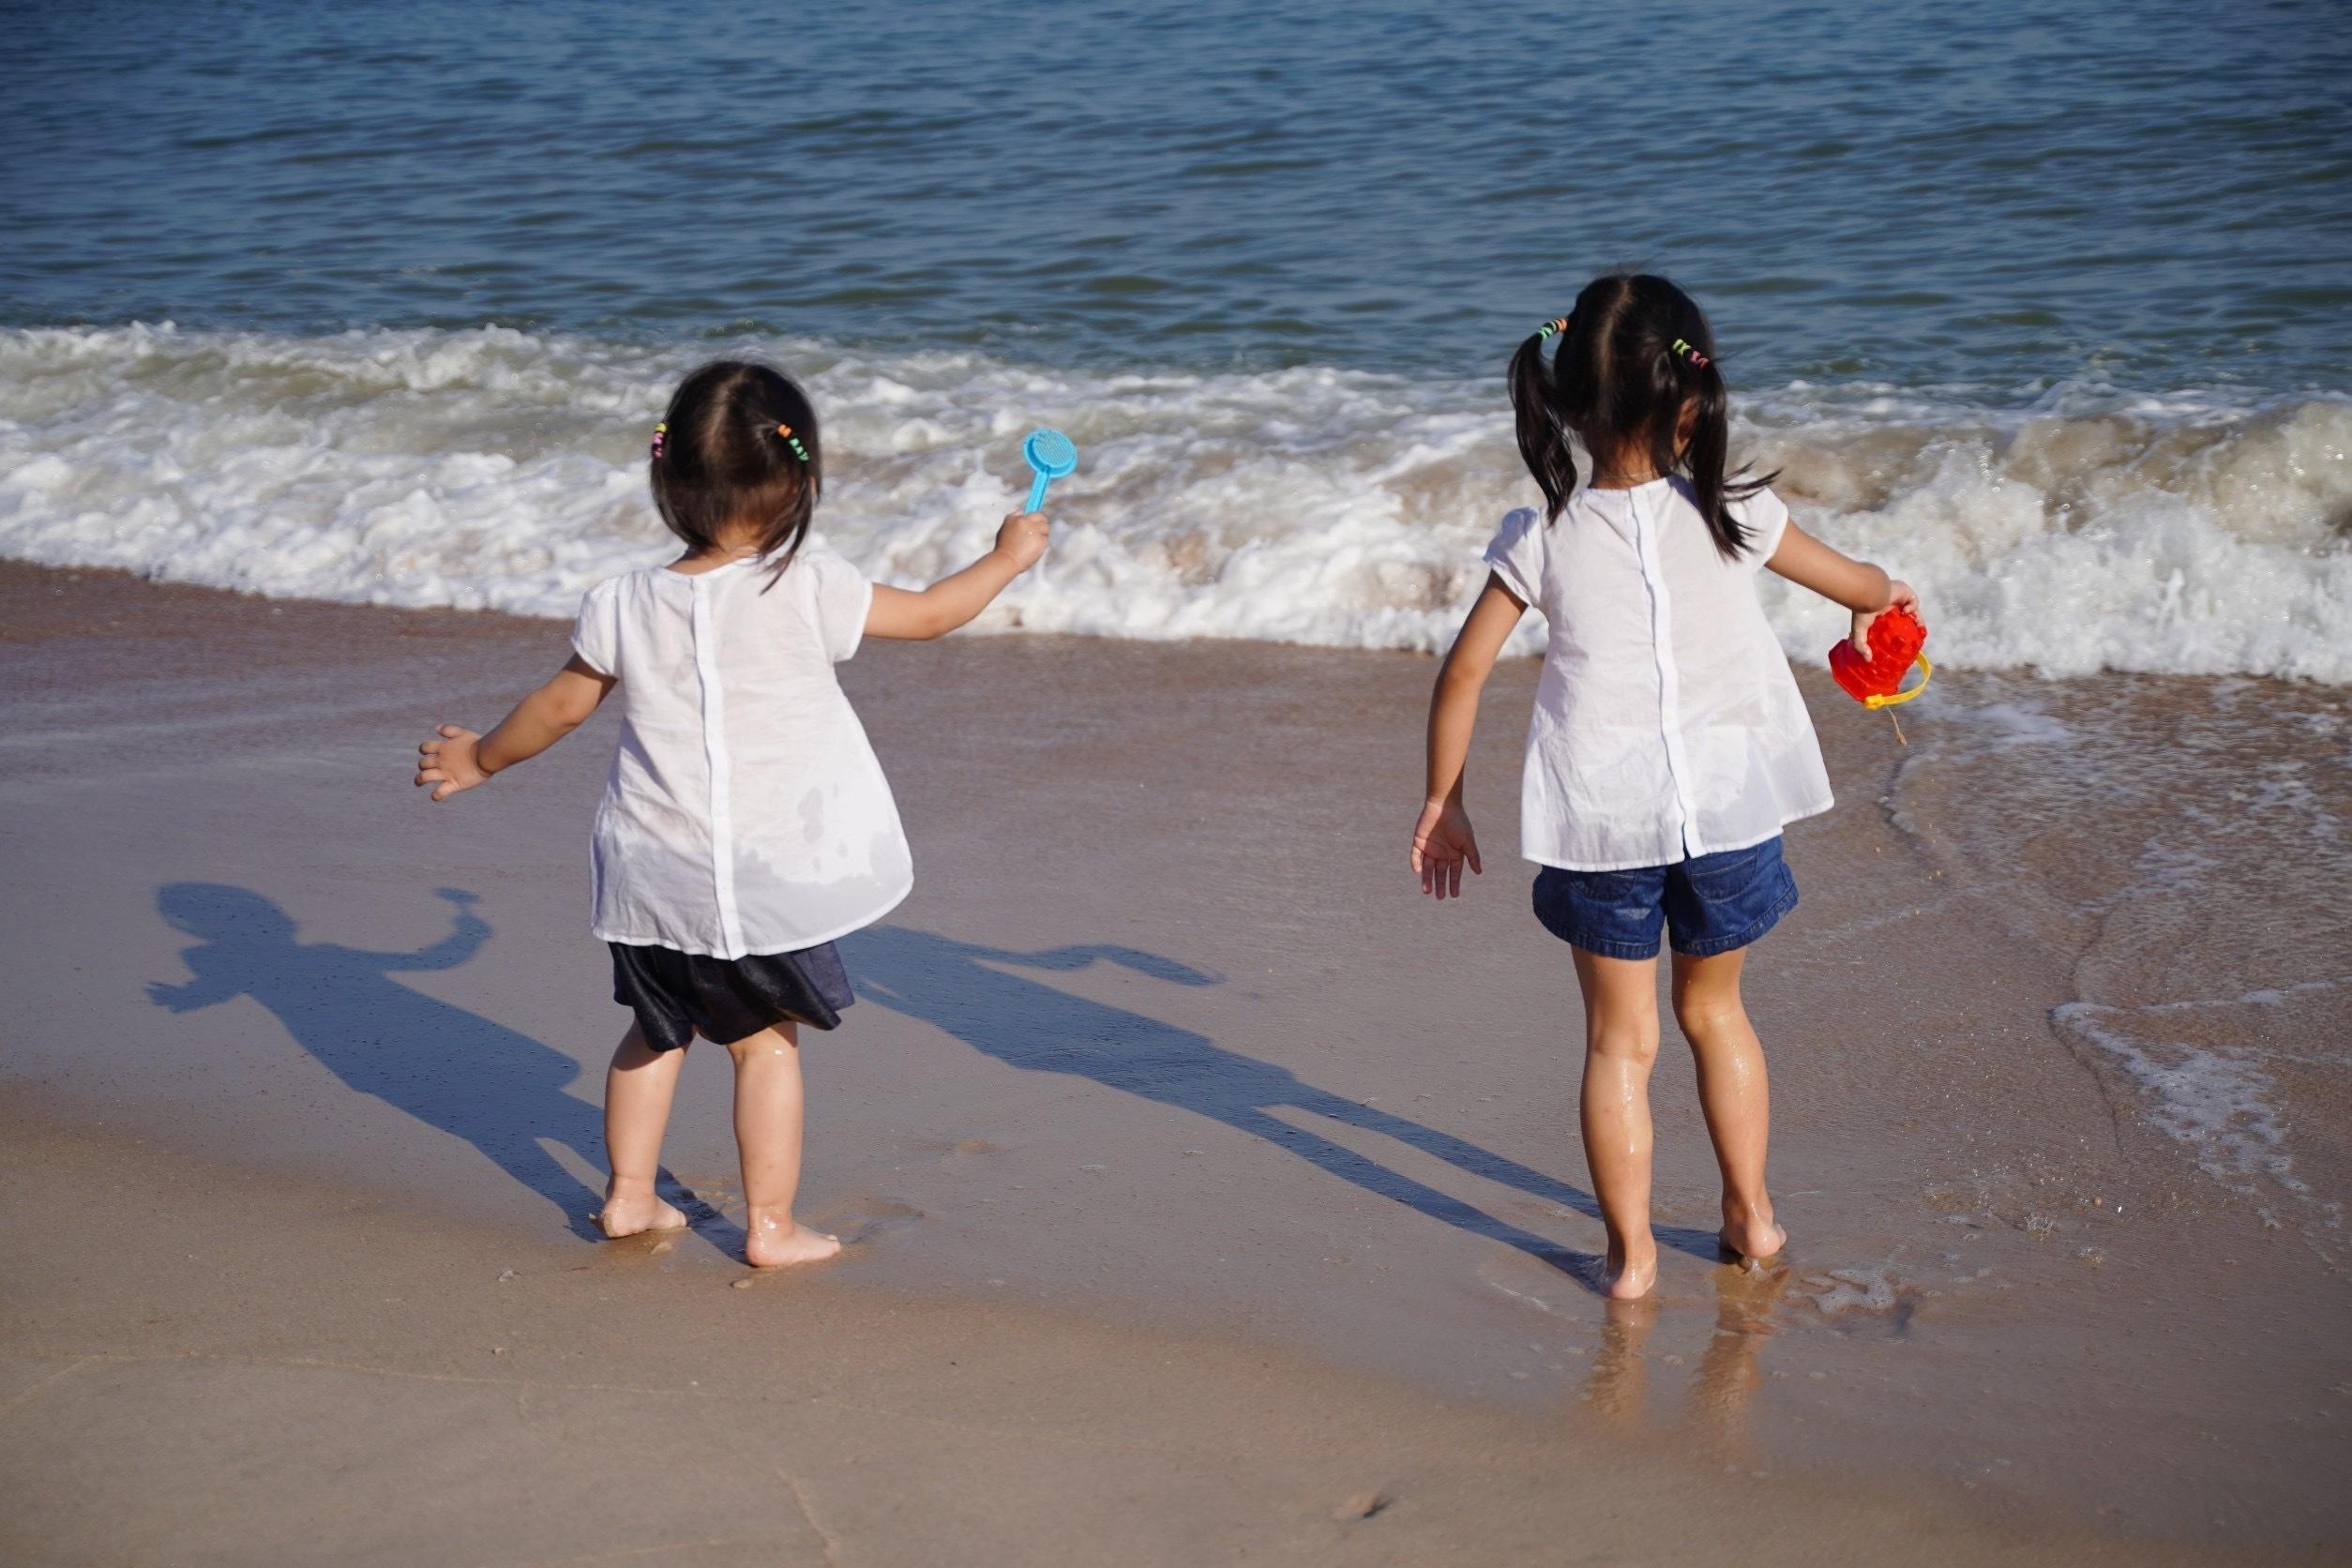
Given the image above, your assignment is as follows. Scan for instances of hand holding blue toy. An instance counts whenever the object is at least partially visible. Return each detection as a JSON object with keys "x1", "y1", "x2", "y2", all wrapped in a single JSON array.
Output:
[{"x1": 1022, "y1": 428, "x2": 1078, "y2": 512}]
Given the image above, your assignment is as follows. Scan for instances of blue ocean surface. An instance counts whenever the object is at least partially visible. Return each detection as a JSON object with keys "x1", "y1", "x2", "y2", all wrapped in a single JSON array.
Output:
[
  {"x1": 1, "y1": 1, "x2": 2346, "y2": 675},
  {"x1": 5, "y1": 0, "x2": 2345, "y2": 389}
]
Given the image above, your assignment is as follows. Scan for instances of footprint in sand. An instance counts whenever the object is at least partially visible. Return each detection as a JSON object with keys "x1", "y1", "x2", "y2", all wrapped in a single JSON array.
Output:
[
  {"x1": 910, "y1": 1135, "x2": 1011, "y2": 1160},
  {"x1": 660, "y1": 1174, "x2": 736, "y2": 1229},
  {"x1": 810, "y1": 1196, "x2": 927, "y2": 1246}
]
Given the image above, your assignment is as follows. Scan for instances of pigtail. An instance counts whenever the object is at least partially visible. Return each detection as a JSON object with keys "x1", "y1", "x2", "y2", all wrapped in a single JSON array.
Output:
[
  {"x1": 1679, "y1": 356, "x2": 1746, "y2": 556},
  {"x1": 755, "y1": 414, "x2": 821, "y2": 590},
  {"x1": 1660, "y1": 329, "x2": 1774, "y2": 561},
  {"x1": 1509, "y1": 320, "x2": 1579, "y2": 521}
]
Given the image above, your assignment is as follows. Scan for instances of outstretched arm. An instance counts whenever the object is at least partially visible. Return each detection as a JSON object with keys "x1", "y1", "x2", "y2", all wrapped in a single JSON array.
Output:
[
  {"x1": 1766, "y1": 520, "x2": 1919, "y2": 652},
  {"x1": 416, "y1": 656, "x2": 614, "y2": 802},
  {"x1": 1411, "y1": 573, "x2": 1526, "y2": 900},
  {"x1": 865, "y1": 510, "x2": 1049, "y2": 641}
]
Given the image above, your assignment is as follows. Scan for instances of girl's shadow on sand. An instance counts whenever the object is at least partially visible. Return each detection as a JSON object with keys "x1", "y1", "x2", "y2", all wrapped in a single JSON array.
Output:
[
  {"x1": 145, "y1": 882, "x2": 721, "y2": 1246},
  {"x1": 847, "y1": 927, "x2": 1721, "y2": 1288},
  {"x1": 143, "y1": 889, "x2": 1713, "y2": 1287}
]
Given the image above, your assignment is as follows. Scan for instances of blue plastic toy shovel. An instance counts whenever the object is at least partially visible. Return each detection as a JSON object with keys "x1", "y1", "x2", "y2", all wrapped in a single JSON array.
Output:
[{"x1": 1022, "y1": 428, "x2": 1078, "y2": 512}]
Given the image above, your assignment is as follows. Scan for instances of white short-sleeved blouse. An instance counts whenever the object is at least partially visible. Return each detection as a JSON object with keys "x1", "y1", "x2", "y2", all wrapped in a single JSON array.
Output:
[
  {"x1": 569, "y1": 546, "x2": 912, "y2": 958},
  {"x1": 1483, "y1": 479, "x2": 1832, "y2": 872}
]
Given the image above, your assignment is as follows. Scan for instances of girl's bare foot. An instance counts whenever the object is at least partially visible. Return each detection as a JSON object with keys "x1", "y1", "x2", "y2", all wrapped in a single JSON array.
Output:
[
  {"x1": 1719, "y1": 1204, "x2": 1787, "y2": 1264},
  {"x1": 597, "y1": 1185, "x2": 687, "y2": 1239},
  {"x1": 746, "y1": 1209, "x2": 842, "y2": 1268},
  {"x1": 1602, "y1": 1240, "x2": 1658, "y2": 1300}
]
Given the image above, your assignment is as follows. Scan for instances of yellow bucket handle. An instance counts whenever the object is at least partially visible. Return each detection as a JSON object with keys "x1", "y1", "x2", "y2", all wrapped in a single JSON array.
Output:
[{"x1": 1862, "y1": 653, "x2": 1932, "y2": 710}]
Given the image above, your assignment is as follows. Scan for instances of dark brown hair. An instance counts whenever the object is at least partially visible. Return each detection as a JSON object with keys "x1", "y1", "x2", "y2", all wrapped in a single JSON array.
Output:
[
  {"x1": 1507, "y1": 273, "x2": 1771, "y2": 557},
  {"x1": 649, "y1": 360, "x2": 822, "y2": 585}
]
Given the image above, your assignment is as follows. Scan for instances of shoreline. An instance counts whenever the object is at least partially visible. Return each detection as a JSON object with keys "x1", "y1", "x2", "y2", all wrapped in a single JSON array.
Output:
[{"x1": 4, "y1": 562, "x2": 2346, "y2": 1559}]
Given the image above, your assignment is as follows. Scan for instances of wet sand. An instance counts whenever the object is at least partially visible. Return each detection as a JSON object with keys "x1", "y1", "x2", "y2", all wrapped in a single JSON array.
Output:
[
  {"x1": 7, "y1": 1102, "x2": 2245, "y2": 1568},
  {"x1": 2, "y1": 562, "x2": 2345, "y2": 1560}
]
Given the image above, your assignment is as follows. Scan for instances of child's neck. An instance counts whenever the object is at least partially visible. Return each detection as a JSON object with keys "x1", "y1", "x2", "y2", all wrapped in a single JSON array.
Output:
[
  {"x1": 1587, "y1": 440, "x2": 1670, "y2": 490},
  {"x1": 667, "y1": 534, "x2": 766, "y2": 577},
  {"x1": 685, "y1": 533, "x2": 764, "y2": 561}
]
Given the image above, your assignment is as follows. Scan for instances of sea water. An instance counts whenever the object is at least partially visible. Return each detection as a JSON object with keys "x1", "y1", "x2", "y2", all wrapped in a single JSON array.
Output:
[{"x1": 1, "y1": 1, "x2": 2344, "y2": 678}]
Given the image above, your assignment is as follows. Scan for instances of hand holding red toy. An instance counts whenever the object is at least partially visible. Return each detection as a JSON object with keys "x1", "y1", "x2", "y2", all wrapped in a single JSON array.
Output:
[{"x1": 1829, "y1": 599, "x2": 1930, "y2": 742}]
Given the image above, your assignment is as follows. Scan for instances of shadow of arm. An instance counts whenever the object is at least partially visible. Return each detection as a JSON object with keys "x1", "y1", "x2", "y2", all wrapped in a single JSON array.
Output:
[
  {"x1": 145, "y1": 967, "x2": 244, "y2": 1014},
  {"x1": 984, "y1": 944, "x2": 1220, "y2": 987},
  {"x1": 361, "y1": 909, "x2": 493, "y2": 972}
]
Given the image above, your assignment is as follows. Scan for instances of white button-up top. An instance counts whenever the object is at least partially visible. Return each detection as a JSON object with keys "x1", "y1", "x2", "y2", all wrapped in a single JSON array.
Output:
[
  {"x1": 1483, "y1": 479, "x2": 1832, "y2": 872},
  {"x1": 569, "y1": 548, "x2": 912, "y2": 958}
]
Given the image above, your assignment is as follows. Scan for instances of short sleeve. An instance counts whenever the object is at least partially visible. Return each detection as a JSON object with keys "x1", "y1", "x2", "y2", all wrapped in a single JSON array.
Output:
[
  {"x1": 1732, "y1": 486, "x2": 1790, "y2": 569},
  {"x1": 1482, "y1": 506, "x2": 1545, "y2": 609},
  {"x1": 802, "y1": 547, "x2": 874, "y2": 663},
  {"x1": 570, "y1": 579, "x2": 620, "y2": 677}
]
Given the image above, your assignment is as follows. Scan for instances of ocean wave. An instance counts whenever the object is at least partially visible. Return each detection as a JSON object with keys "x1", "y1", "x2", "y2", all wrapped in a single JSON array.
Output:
[{"x1": 2, "y1": 324, "x2": 2345, "y2": 680}]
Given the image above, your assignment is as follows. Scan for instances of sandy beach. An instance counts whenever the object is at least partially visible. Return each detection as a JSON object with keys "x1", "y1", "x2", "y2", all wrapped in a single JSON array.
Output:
[{"x1": 3, "y1": 561, "x2": 2345, "y2": 1561}]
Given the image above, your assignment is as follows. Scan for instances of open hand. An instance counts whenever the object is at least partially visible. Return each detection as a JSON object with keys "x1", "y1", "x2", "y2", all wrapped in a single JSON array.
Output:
[
  {"x1": 1850, "y1": 579, "x2": 1921, "y2": 655},
  {"x1": 415, "y1": 724, "x2": 490, "y2": 802},
  {"x1": 993, "y1": 510, "x2": 1050, "y2": 572},
  {"x1": 1410, "y1": 798, "x2": 1483, "y2": 899}
]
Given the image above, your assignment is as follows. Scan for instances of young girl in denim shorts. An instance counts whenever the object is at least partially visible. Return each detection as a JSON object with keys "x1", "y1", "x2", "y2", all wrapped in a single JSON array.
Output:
[{"x1": 1410, "y1": 274, "x2": 1919, "y2": 1299}]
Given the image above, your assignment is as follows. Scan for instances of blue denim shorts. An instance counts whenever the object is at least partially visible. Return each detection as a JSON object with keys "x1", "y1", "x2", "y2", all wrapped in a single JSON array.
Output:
[{"x1": 1531, "y1": 837, "x2": 1799, "y2": 960}]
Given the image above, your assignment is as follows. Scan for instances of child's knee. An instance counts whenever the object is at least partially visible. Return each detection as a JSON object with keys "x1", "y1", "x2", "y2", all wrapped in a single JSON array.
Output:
[
  {"x1": 721, "y1": 1023, "x2": 800, "y2": 1063},
  {"x1": 1588, "y1": 1019, "x2": 1660, "y2": 1066},
  {"x1": 1672, "y1": 991, "x2": 1746, "y2": 1041}
]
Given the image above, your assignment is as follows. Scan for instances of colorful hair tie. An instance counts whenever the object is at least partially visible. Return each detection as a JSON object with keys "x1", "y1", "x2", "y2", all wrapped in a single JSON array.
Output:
[
  {"x1": 1671, "y1": 337, "x2": 1711, "y2": 369},
  {"x1": 1535, "y1": 316, "x2": 1570, "y2": 340},
  {"x1": 776, "y1": 423, "x2": 812, "y2": 464},
  {"x1": 650, "y1": 421, "x2": 667, "y2": 460}
]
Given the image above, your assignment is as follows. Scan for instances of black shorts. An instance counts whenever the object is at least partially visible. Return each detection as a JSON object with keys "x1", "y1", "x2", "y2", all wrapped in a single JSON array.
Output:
[{"x1": 610, "y1": 941, "x2": 855, "y2": 1054}]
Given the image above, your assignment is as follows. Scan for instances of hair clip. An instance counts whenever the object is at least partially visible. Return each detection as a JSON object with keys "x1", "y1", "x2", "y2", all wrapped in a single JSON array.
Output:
[
  {"x1": 1671, "y1": 338, "x2": 1711, "y2": 369},
  {"x1": 1535, "y1": 316, "x2": 1570, "y2": 340},
  {"x1": 776, "y1": 423, "x2": 812, "y2": 464},
  {"x1": 650, "y1": 421, "x2": 668, "y2": 460}
]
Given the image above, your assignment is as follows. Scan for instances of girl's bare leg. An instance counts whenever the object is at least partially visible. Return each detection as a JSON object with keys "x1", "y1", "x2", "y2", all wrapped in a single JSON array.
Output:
[
  {"x1": 1572, "y1": 948, "x2": 1664, "y2": 1299},
  {"x1": 724, "y1": 1023, "x2": 840, "y2": 1267},
  {"x1": 600, "y1": 1024, "x2": 688, "y2": 1236},
  {"x1": 1669, "y1": 947, "x2": 1786, "y2": 1261}
]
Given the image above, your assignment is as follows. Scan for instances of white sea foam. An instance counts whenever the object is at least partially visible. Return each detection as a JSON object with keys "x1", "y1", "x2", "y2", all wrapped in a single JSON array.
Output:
[
  {"x1": 2052, "y1": 998, "x2": 2308, "y2": 1198},
  {"x1": 1801, "y1": 1265, "x2": 1907, "y2": 1317},
  {"x1": 3, "y1": 324, "x2": 2346, "y2": 680}
]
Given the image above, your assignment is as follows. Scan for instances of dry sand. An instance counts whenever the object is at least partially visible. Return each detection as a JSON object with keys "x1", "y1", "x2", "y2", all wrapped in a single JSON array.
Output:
[{"x1": 2, "y1": 562, "x2": 2345, "y2": 1563}]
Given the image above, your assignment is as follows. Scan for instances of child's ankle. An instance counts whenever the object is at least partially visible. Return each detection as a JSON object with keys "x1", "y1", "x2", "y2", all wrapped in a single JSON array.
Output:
[
  {"x1": 606, "y1": 1174, "x2": 659, "y2": 1201},
  {"x1": 1604, "y1": 1227, "x2": 1655, "y2": 1262}
]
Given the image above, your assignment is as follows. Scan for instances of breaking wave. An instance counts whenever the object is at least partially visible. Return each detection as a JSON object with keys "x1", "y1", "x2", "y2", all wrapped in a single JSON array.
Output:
[{"x1": 2, "y1": 324, "x2": 2345, "y2": 680}]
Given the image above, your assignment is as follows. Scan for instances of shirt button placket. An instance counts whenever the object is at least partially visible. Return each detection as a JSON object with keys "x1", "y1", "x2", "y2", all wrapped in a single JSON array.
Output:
[
  {"x1": 691, "y1": 576, "x2": 743, "y2": 957},
  {"x1": 1634, "y1": 491, "x2": 1702, "y2": 858}
]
